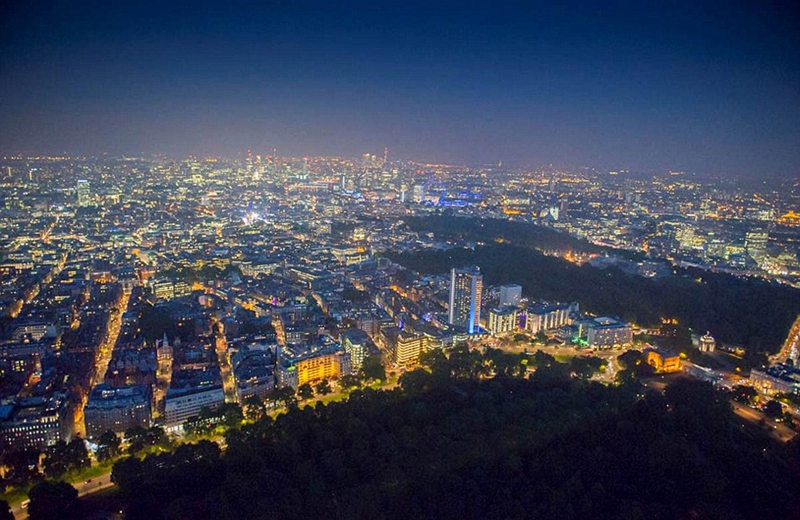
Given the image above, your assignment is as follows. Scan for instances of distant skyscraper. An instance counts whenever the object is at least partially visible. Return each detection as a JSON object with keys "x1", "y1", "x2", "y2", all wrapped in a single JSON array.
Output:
[
  {"x1": 499, "y1": 284, "x2": 522, "y2": 307},
  {"x1": 76, "y1": 179, "x2": 91, "y2": 206},
  {"x1": 449, "y1": 266, "x2": 483, "y2": 334},
  {"x1": 745, "y1": 229, "x2": 769, "y2": 259},
  {"x1": 412, "y1": 184, "x2": 424, "y2": 203}
]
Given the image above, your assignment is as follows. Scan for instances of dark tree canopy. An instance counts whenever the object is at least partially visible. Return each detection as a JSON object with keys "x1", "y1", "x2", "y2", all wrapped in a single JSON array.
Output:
[
  {"x1": 0, "y1": 500, "x2": 13, "y2": 520},
  {"x1": 43, "y1": 439, "x2": 89, "y2": 478},
  {"x1": 297, "y1": 383, "x2": 314, "y2": 400},
  {"x1": 96, "y1": 430, "x2": 122, "y2": 462},
  {"x1": 361, "y1": 355, "x2": 386, "y2": 382},
  {"x1": 108, "y1": 349, "x2": 794, "y2": 520},
  {"x1": 27, "y1": 481, "x2": 81, "y2": 520}
]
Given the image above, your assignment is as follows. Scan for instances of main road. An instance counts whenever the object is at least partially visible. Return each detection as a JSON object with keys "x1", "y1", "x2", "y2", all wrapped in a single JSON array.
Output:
[
  {"x1": 730, "y1": 400, "x2": 797, "y2": 443},
  {"x1": 75, "y1": 284, "x2": 132, "y2": 437},
  {"x1": 10, "y1": 473, "x2": 114, "y2": 520}
]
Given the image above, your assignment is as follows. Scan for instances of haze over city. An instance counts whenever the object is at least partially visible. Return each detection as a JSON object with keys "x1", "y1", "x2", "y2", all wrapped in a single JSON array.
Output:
[{"x1": 1, "y1": 0, "x2": 799, "y2": 176}]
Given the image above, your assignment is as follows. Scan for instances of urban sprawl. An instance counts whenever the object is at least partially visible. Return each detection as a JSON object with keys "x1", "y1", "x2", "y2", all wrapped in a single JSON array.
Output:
[{"x1": 1, "y1": 152, "x2": 798, "y2": 479}]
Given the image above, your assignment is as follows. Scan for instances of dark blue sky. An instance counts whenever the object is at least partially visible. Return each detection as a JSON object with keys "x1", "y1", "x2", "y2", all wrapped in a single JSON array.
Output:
[{"x1": 1, "y1": 0, "x2": 799, "y2": 175}]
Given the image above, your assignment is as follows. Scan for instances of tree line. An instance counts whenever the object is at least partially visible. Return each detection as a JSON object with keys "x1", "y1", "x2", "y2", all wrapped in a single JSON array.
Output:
[
  {"x1": 384, "y1": 242, "x2": 799, "y2": 355},
  {"x1": 98, "y1": 346, "x2": 797, "y2": 520}
]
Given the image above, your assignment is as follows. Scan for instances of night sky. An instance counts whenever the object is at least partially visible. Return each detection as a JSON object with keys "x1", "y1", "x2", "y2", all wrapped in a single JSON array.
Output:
[{"x1": 1, "y1": 0, "x2": 799, "y2": 175}]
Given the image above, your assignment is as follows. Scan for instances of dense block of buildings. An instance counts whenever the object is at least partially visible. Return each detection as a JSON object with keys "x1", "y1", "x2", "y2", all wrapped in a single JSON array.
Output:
[
  {"x1": 84, "y1": 383, "x2": 151, "y2": 439},
  {"x1": 750, "y1": 363, "x2": 800, "y2": 396},
  {"x1": 164, "y1": 366, "x2": 225, "y2": 428},
  {"x1": 231, "y1": 348, "x2": 276, "y2": 403},
  {"x1": 0, "y1": 394, "x2": 71, "y2": 451}
]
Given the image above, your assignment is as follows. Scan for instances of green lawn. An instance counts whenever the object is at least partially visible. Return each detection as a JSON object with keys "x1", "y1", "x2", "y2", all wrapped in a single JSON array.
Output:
[
  {"x1": 0, "y1": 462, "x2": 115, "y2": 506},
  {"x1": 64, "y1": 461, "x2": 114, "y2": 485},
  {"x1": 296, "y1": 377, "x2": 400, "y2": 411},
  {"x1": 0, "y1": 485, "x2": 30, "y2": 506}
]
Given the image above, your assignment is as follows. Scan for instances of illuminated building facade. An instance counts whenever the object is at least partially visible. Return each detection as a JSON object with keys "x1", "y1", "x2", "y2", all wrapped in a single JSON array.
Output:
[
  {"x1": 576, "y1": 317, "x2": 632, "y2": 349},
  {"x1": 296, "y1": 353, "x2": 341, "y2": 386},
  {"x1": 644, "y1": 348, "x2": 681, "y2": 373},
  {"x1": 84, "y1": 384, "x2": 151, "y2": 439},
  {"x1": 394, "y1": 332, "x2": 425, "y2": 365},
  {"x1": 526, "y1": 302, "x2": 577, "y2": 334},
  {"x1": 342, "y1": 328, "x2": 373, "y2": 370},
  {"x1": 750, "y1": 364, "x2": 800, "y2": 396},
  {"x1": 487, "y1": 306, "x2": 518, "y2": 335},
  {"x1": 164, "y1": 367, "x2": 225, "y2": 427},
  {"x1": 449, "y1": 266, "x2": 482, "y2": 334},
  {"x1": 76, "y1": 179, "x2": 91, "y2": 206},
  {"x1": 699, "y1": 332, "x2": 716, "y2": 353},
  {"x1": 0, "y1": 395, "x2": 71, "y2": 452}
]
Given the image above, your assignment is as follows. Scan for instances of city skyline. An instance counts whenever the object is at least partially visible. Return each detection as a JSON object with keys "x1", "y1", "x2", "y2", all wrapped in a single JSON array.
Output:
[
  {"x1": 1, "y1": 1, "x2": 799, "y2": 177},
  {"x1": 0, "y1": 149, "x2": 798, "y2": 519},
  {"x1": 2, "y1": 2, "x2": 800, "y2": 518}
]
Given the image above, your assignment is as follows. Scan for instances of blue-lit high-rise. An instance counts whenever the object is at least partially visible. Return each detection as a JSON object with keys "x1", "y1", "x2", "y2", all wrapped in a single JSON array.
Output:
[{"x1": 449, "y1": 266, "x2": 482, "y2": 334}]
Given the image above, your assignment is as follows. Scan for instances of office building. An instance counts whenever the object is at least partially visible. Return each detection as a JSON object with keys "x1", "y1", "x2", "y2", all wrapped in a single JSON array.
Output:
[
  {"x1": 576, "y1": 317, "x2": 632, "y2": 349},
  {"x1": 382, "y1": 327, "x2": 426, "y2": 366},
  {"x1": 526, "y1": 302, "x2": 577, "y2": 334},
  {"x1": 487, "y1": 306, "x2": 518, "y2": 335},
  {"x1": 76, "y1": 179, "x2": 91, "y2": 206},
  {"x1": 449, "y1": 266, "x2": 482, "y2": 334},
  {"x1": 499, "y1": 284, "x2": 522, "y2": 307},
  {"x1": 745, "y1": 230, "x2": 769, "y2": 259},
  {"x1": 164, "y1": 366, "x2": 225, "y2": 428},
  {"x1": 0, "y1": 395, "x2": 71, "y2": 452},
  {"x1": 342, "y1": 328, "x2": 378, "y2": 370},
  {"x1": 84, "y1": 384, "x2": 151, "y2": 439}
]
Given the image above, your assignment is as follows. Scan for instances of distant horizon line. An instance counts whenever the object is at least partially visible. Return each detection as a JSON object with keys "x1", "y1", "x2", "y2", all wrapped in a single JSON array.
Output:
[{"x1": 0, "y1": 150, "x2": 797, "y2": 181}]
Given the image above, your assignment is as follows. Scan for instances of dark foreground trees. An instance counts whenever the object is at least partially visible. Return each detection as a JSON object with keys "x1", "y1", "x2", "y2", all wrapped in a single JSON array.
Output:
[
  {"x1": 110, "y1": 354, "x2": 795, "y2": 520},
  {"x1": 43, "y1": 439, "x2": 90, "y2": 478},
  {"x1": 27, "y1": 481, "x2": 81, "y2": 520},
  {"x1": 0, "y1": 500, "x2": 13, "y2": 520}
]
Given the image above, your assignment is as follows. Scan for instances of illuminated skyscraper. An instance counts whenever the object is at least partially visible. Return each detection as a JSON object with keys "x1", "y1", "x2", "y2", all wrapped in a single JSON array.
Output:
[
  {"x1": 76, "y1": 179, "x2": 91, "y2": 206},
  {"x1": 449, "y1": 266, "x2": 482, "y2": 334},
  {"x1": 745, "y1": 229, "x2": 769, "y2": 259}
]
